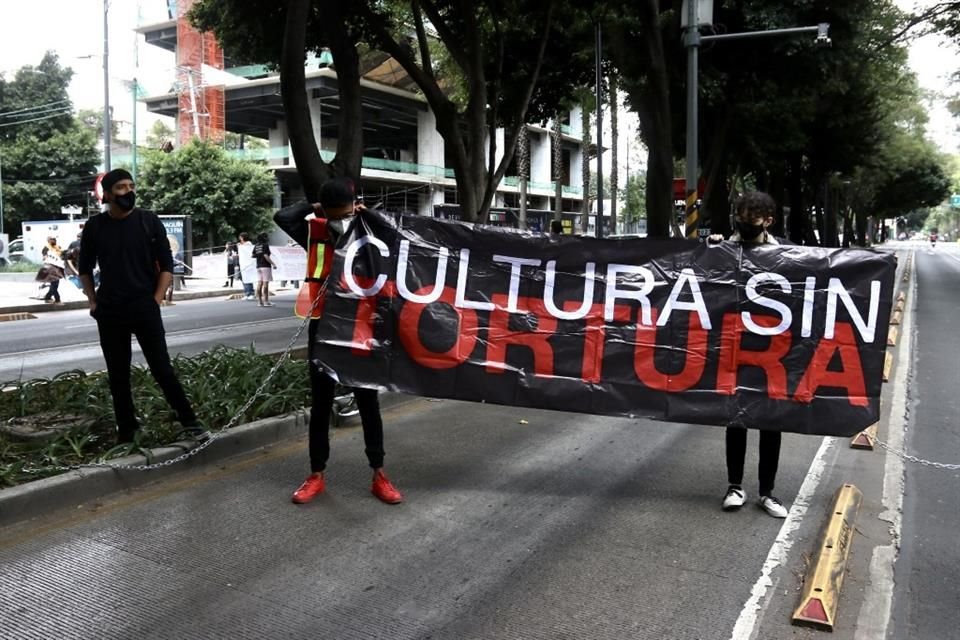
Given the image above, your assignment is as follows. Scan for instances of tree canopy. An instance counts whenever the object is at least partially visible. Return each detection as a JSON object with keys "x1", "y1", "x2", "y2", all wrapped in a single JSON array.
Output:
[
  {"x1": 136, "y1": 139, "x2": 276, "y2": 250},
  {"x1": 0, "y1": 52, "x2": 99, "y2": 235}
]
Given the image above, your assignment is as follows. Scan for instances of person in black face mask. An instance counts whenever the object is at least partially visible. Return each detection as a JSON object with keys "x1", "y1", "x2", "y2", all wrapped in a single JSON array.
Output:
[
  {"x1": 708, "y1": 191, "x2": 788, "y2": 519},
  {"x1": 77, "y1": 168, "x2": 206, "y2": 445}
]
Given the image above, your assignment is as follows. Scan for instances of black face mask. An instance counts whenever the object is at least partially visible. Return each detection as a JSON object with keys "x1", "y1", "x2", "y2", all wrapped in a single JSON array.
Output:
[
  {"x1": 114, "y1": 191, "x2": 136, "y2": 212},
  {"x1": 736, "y1": 220, "x2": 765, "y2": 241}
]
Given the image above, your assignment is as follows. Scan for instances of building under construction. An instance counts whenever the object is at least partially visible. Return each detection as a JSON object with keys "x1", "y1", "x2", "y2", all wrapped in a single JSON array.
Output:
[{"x1": 137, "y1": 0, "x2": 586, "y2": 231}]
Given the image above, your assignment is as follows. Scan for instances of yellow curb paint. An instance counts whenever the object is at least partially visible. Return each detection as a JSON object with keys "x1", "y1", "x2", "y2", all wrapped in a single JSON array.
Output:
[
  {"x1": 792, "y1": 484, "x2": 863, "y2": 631},
  {"x1": 0, "y1": 313, "x2": 37, "y2": 322},
  {"x1": 889, "y1": 310, "x2": 902, "y2": 326},
  {"x1": 887, "y1": 327, "x2": 898, "y2": 347},
  {"x1": 883, "y1": 352, "x2": 893, "y2": 382}
]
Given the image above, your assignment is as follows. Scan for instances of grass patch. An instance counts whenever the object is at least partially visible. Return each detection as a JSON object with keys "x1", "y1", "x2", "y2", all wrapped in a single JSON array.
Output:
[
  {"x1": 0, "y1": 345, "x2": 309, "y2": 488},
  {"x1": 0, "y1": 262, "x2": 40, "y2": 273}
]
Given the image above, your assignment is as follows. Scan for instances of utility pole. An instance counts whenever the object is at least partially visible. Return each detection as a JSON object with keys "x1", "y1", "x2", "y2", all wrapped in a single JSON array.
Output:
[
  {"x1": 683, "y1": 0, "x2": 700, "y2": 240},
  {"x1": 103, "y1": 0, "x2": 112, "y2": 172},
  {"x1": 0, "y1": 150, "x2": 5, "y2": 234}
]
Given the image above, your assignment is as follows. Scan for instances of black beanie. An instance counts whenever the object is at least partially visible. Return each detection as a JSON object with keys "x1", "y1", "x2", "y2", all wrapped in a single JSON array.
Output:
[
  {"x1": 319, "y1": 177, "x2": 356, "y2": 209},
  {"x1": 101, "y1": 168, "x2": 133, "y2": 193}
]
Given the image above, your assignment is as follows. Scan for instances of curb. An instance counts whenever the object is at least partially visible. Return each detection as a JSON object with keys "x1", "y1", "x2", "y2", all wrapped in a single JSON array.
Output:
[
  {"x1": 0, "y1": 288, "x2": 237, "y2": 315},
  {"x1": 0, "y1": 392, "x2": 415, "y2": 528}
]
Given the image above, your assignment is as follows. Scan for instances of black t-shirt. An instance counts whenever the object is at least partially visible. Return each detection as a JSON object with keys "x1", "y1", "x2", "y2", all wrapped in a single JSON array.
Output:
[
  {"x1": 78, "y1": 209, "x2": 173, "y2": 307},
  {"x1": 253, "y1": 242, "x2": 272, "y2": 268}
]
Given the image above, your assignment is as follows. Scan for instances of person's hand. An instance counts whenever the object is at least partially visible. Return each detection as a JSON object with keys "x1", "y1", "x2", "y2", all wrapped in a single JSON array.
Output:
[
  {"x1": 707, "y1": 234, "x2": 724, "y2": 244},
  {"x1": 154, "y1": 294, "x2": 165, "y2": 305},
  {"x1": 88, "y1": 301, "x2": 97, "y2": 317}
]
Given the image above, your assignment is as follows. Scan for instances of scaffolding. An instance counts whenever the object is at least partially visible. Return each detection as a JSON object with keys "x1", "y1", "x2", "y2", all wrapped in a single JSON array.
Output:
[{"x1": 175, "y1": 0, "x2": 224, "y2": 145}]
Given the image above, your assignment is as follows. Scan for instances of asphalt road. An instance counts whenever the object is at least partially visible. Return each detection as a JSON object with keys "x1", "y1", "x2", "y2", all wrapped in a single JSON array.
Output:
[
  {"x1": 0, "y1": 292, "x2": 307, "y2": 380},
  {"x1": 1, "y1": 243, "x2": 956, "y2": 639},
  {"x1": 890, "y1": 243, "x2": 960, "y2": 640}
]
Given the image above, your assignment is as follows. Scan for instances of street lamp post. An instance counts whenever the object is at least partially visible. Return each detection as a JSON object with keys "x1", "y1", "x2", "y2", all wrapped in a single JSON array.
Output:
[
  {"x1": 0, "y1": 149, "x2": 5, "y2": 234},
  {"x1": 103, "y1": 0, "x2": 112, "y2": 172},
  {"x1": 594, "y1": 21, "x2": 604, "y2": 239}
]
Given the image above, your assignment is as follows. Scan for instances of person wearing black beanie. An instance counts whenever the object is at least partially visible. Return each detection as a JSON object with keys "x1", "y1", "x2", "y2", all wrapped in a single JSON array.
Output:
[{"x1": 77, "y1": 170, "x2": 206, "y2": 444}]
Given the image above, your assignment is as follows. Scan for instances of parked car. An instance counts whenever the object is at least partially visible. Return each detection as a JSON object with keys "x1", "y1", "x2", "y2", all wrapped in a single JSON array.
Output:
[{"x1": 8, "y1": 237, "x2": 25, "y2": 263}]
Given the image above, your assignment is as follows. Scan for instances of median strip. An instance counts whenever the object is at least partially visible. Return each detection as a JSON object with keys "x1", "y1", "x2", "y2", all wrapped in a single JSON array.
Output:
[{"x1": 792, "y1": 483, "x2": 863, "y2": 631}]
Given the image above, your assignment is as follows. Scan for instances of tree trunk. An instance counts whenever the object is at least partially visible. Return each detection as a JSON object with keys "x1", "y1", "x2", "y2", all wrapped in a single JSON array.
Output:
[
  {"x1": 608, "y1": 0, "x2": 673, "y2": 238},
  {"x1": 280, "y1": 0, "x2": 328, "y2": 201},
  {"x1": 609, "y1": 74, "x2": 618, "y2": 235},
  {"x1": 553, "y1": 117, "x2": 563, "y2": 224},
  {"x1": 786, "y1": 153, "x2": 805, "y2": 244},
  {"x1": 518, "y1": 126, "x2": 528, "y2": 229},
  {"x1": 279, "y1": 0, "x2": 363, "y2": 201},
  {"x1": 358, "y1": 1, "x2": 555, "y2": 224},
  {"x1": 581, "y1": 100, "x2": 591, "y2": 233}
]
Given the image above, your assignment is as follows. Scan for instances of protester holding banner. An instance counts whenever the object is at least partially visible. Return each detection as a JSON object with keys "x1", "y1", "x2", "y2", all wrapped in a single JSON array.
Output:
[
  {"x1": 709, "y1": 191, "x2": 788, "y2": 518},
  {"x1": 274, "y1": 176, "x2": 403, "y2": 506}
]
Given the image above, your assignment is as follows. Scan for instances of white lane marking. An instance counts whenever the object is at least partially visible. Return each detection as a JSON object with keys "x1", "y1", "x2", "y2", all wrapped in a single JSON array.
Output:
[
  {"x1": 853, "y1": 250, "x2": 914, "y2": 640},
  {"x1": 729, "y1": 435, "x2": 837, "y2": 640},
  {"x1": 64, "y1": 324, "x2": 94, "y2": 330}
]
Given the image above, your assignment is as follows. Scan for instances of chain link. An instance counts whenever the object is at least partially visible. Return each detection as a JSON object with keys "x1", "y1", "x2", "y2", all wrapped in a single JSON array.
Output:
[
  {"x1": 25, "y1": 285, "x2": 325, "y2": 475},
  {"x1": 873, "y1": 437, "x2": 960, "y2": 471}
]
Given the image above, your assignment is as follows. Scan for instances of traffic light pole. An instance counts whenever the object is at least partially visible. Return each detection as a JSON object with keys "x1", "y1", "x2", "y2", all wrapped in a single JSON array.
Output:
[{"x1": 684, "y1": 0, "x2": 700, "y2": 240}]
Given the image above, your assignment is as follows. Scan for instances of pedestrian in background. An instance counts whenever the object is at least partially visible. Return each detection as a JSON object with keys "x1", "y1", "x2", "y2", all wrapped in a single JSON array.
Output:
[
  {"x1": 36, "y1": 237, "x2": 65, "y2": 304},
  {"x1": 78, "y1": 168, "x2": 206, "y2": 445},
  {"x1": 252, "y1": 232, "x2": 277, "y2": 307},
  {"x1": 223, "y1": 242, "x2": 239, "y2": 288},
  {"x1": 237, "y1": 232, "x2": 256, "y2": 300},
  {"x1": 708, "y1": 191, "x2": 788, "y2": 519}
]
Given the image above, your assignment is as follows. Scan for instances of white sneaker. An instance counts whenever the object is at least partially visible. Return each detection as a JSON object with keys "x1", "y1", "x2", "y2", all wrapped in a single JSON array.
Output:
[
  {"x1": 722, "y1": 486, "x2": 746, "y2": 510},
  {"x1": 245, "y1": 295, "x2": 255, "y2": 301},
  {"x1": 758, "y1": 495, "x2": 788, "y2": 518}
]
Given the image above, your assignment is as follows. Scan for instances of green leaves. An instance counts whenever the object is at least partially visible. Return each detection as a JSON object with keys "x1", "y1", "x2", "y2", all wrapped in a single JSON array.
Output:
[
  {"x1": 136, "y1": 139, "x2": 276, "y2": 247},
  {"x1": 0, "y1": 346, "x2": 310, "y2": 488}
]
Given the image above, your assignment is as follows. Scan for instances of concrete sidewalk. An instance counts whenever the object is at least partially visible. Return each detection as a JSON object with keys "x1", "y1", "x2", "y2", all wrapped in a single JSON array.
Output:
[{"x1": 0, "y1": 273, "x2": 271, "y2": 315}]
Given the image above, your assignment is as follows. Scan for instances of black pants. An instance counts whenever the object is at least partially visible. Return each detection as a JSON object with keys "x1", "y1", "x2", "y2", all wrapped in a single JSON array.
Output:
[
  {"x1": 95, "y1": 298, "x2": 197, "y2": 439},
  {"x1": 308, "y1": 360, "x2": 385, "y2": 473},
  {"x1": 726, "y1": 427, "x2": 781, "y2": 496},
  {"x1": 44, "y1": 279, "x2": 60, "y2": 302}
]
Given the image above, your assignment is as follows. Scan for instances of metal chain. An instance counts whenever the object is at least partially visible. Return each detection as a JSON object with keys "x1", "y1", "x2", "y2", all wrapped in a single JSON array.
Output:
[
  {"x1": 873, "y1": 437, "x2": 960, "y2": 471},
  {"x1": 27, "y1": 285, "x2": 324, "y2": 474}
]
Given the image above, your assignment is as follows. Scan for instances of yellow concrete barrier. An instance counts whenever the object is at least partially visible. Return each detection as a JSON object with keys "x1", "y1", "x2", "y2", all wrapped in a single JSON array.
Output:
[{"x1": 792, "y1": 484, "x2": 863, "y2": 631}]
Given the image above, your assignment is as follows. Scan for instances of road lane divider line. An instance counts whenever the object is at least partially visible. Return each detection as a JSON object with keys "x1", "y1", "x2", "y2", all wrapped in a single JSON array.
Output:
[
  {"x1": 791, "y1": 484, "x2": 864, "y2": 630},
  {"x1": 729, "y1": 435, "x2": 836, "y2": 640}
]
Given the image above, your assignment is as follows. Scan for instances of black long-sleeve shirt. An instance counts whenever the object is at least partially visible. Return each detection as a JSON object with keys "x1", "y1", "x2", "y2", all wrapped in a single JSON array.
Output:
[
  {"x1": 79, "y1": 209, "x2": 173, "y2": 307},
  {"x1": 273, "y1": 201, "x2": 314, "y2": 251}
]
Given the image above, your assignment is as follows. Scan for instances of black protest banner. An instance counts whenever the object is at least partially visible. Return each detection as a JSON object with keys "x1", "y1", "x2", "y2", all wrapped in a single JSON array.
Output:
[{"x1": 311, "y1": 209, "x2": 896, "y2": 437}]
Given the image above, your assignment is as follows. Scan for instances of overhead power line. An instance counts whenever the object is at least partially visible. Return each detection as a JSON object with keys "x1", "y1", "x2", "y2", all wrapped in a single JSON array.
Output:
[
  {"x1": 0, "y1": 104, "x2": 73, "y2": 122},
  {"x1": 0, "y1": 99, "x2": 71, "y2": 118},
  {"x1": 0, "y1": 108, "x2": 73, "y2": 128}
]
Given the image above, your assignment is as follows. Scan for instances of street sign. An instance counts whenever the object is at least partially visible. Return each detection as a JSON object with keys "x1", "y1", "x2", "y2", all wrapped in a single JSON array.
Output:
[{"x1": 950, "y1": 194, "x2": 960, "y2": 208}]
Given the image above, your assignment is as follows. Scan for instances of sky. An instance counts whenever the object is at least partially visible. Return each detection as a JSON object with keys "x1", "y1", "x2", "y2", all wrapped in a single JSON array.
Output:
[{"x1": 0, "y1": 0, "x2": 957, "y2": 161}]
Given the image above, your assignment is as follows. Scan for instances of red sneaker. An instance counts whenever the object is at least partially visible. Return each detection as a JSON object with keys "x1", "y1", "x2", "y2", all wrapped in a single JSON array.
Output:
[
  {"x1": 291, "y1": 473, "x2": 325, "y2": 504},
  {"x1": 371, "y1": 469, "x2": 403, "y2": 504}
]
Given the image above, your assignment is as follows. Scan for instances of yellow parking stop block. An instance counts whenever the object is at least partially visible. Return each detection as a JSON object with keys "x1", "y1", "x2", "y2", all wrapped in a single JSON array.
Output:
[
  {"x1": 792, "y1": 484, "x2": 863, "y2": 631},
  {"x1": 850, "y1": 422, "x2": 878, "y2": 450}
]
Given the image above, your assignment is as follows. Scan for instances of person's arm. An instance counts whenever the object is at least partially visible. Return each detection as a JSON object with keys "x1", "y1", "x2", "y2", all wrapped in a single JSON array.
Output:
[
  {"x1": 152, "y1": 215, "x2": 175, "y2": 303},
  {"x1": 273, "y1": 201, "x2": 315, "y2": 249},
  {"x1": 77, "y1": 221, "x2": 98, "y2": 313},
  {"x1": 266, "y1": 246, "x2": 277, "y2": 268}
]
